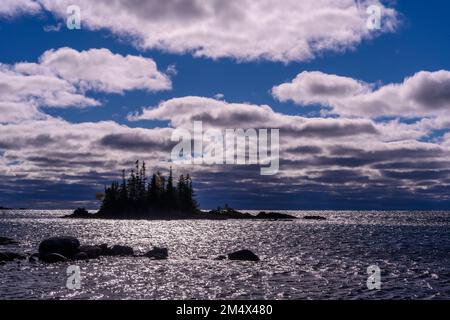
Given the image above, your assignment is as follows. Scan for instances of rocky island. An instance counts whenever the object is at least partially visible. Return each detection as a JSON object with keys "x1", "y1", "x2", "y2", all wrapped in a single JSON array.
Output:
[{"x1": 64, "y1": 161, "x2": 296, "y2": 221}]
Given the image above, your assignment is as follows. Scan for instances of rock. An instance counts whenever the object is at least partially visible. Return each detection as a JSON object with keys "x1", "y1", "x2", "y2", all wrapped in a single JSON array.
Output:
[
  {"x1": 28, "y1": 253, "x2": 39, "y2": 263},
  {"x1": 74, "y1": 252, "x2": 89, "y2": 261},
  {"x1": 78, "y1": 245, "x2": 102, "y2": 259},
  {"x1": 98, "y1": 244, "x2": 111, "y2": 256},
  {"x1": 144, "y1": 247, "x2": 168, "y2": 260},
  {"x1": 38, "y1": 236, "x2": 80, "y2": 259},
  {"x1": 214, "y1": 255, "x2": 227, "y2": 261},
  {"x1": 256, "y1": 212, "x2": 296, "y2": 220},
  {"x1": 208, "y1": 207, "x2": 253, "y2": 219},
  {"x1": 64, "y1": 208, "x2": 93, "y2": 219},
  {"x1": 40, "y1": 253, "x2": 68, "y2": 263},
  {"x1": 303, "y1": 215, "x2": 326, "y2": 220},
  {"x1": 0, "y1": 252, "x2": 26, "y2": 262},
  {"x1": 228, "y1": 249, "x2": 260, "y2": 262},
  {"x1": 109, "y1": 245, "x2": 134, "y2": 256},
  {"x1": 0, "y1": 236, "x2": 18, "y2": 245}
]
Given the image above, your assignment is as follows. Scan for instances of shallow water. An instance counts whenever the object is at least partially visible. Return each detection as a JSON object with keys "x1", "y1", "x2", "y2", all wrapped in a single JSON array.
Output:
[{"x1": 1, "y1": 210, "x2": 450, "y2": 300}]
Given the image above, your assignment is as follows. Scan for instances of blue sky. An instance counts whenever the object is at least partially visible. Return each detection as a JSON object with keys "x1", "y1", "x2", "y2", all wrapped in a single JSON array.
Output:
[
  {"x1": 1, "y1": 0, "x2": 449, "y2": 124},
  {"x1": 1, "y1": 0, "x2": 450, "y2": 210}
]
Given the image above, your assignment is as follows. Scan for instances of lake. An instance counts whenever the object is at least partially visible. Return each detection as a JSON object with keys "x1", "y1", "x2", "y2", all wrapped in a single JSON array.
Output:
[{"x1": 1, "y1": 210, "x2": 450, "y2": 300}]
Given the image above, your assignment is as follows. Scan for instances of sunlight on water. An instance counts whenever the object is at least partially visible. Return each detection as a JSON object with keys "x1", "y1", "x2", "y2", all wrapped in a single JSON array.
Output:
[{"x1": 1, "y1": 210, "x2": 450, "y2": 299}]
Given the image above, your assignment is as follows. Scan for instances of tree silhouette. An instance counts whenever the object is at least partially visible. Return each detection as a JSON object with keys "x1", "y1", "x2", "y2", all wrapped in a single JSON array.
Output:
[{"x1": 98, "y1": 161, "x2": 199, "y2": 218}]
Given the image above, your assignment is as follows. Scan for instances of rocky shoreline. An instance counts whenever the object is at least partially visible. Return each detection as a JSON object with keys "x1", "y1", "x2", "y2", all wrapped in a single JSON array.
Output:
[
  {"x1": 1, "y1": 235, "x2": 262, "y2": 265},
  {"x1": 63, "y1": 207, "x2": 299, "y2": 221}
]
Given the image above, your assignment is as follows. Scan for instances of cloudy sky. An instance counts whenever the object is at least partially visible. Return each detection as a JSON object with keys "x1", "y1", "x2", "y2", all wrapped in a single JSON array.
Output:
[{"x1": 1, "y1": 0, "x2": 450, "y2": 210}]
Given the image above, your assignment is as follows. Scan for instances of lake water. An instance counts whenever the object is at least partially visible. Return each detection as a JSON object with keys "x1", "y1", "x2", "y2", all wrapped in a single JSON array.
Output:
[{"x1": 1, "y1": 210, "x2": 450, "y2": 300}]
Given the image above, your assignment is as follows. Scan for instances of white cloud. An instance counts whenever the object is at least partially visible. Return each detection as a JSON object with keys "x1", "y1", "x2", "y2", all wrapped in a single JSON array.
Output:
[
  {"x1": 0, "y1": 47, "x2": 171, "y2": 123},
  {"x1": 0, "y1": 0, "x2": 40, "y2": 17},
  {"x1": 14, "y1": 0, "x2": 399, "y2": 62},
  {"x1": 1, "y1": 95, "x2": 450, "y2": 207},
  {"x1": 16, "y1": 47, "x2": 172, "y2": 94},
  {"x1": 272, "y1": 70, "x2": 450, "y2": 118}
]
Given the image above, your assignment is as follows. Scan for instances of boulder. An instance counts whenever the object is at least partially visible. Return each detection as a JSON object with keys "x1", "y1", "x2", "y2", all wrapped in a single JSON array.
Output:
[
  {"x1": 40, "y1": 253, "x2": 68, "y2": 263},
  {"x1": 0, "y1": 251, "x2": 26, "y2": 262},
  {"x1": 96, "y1": 243, "x2": 108, "y2": 255},
  {"x1": 144, "y1": 247, "x2": 168, "y2": 260},
  {"x1": 0, "y1": 236, "x2": 18, "y2": 245},
  {"x1": 214, "y1": 255, "x2": 227, "y2": 261},
  {"x1": 74, "y1": 252, "x2": 89, "y2": 261},
  {"x1": 38, "y1": 236, "x2": 80, "y2": 259},
  {"x1": 109, "y1": 245, "x2": 134, "y2": 256},
  {"x1": 78, "y1": 245, "x2": 102, "y2": 259},
  {"x1": 228, "y1": 249, "x2": 260, "y2": 262}
]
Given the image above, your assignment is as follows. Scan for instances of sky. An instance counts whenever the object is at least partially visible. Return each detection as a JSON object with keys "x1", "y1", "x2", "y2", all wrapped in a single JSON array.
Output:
[{"x1": 1, "y1": 0, "x2": 450, "y2": 210}]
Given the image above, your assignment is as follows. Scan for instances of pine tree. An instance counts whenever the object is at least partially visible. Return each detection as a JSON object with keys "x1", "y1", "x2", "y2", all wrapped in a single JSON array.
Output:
[{"x1": 99, "y1": 161, "x2": 198, "y2": 217}]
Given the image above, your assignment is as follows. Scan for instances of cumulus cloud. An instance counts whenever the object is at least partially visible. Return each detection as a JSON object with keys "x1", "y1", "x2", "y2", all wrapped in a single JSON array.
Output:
[
  {"x1": 0, "y1": 47, "x2": 171, "y2": 123},
  {"x1": 129, "y1": 96, "x2": 379, "y2": 138},
  {"x1": 8, "y1": 0, "x2": 398, "y2": 62},
  {"x1": 273, "y1": 70, "x2": 450, "y2": 118},
  {"x1": 1, "y1": 94, "x2": 450, "y2": 208},
  {"x1": 16, "y1": 47, "x2": 172, "y2": 94},
  {"x1": 0, "y1": 0, "x2": 41, "y2": 17}
]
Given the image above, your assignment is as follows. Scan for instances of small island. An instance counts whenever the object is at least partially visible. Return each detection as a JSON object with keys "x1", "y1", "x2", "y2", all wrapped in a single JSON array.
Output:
[{"x1": 65, "y1": 161, "x2": 296, "y2": 221}]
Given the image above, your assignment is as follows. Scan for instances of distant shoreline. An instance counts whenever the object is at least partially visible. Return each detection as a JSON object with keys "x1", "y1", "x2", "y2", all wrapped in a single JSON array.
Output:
[{"x1": 63, "y1": 207, "x2": 299, "y2": 221}]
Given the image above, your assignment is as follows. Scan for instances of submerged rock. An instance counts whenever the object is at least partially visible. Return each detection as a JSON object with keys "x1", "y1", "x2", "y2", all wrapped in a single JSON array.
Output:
[
  {"x1": 78, "y1": 245, "x2": 102, "y2": 259},
  {"x1": 74, "y1": 252, "x2": 89, "y2": 261},
  {"x1": 0, "y1": 236, "x2": 18, "y2": 245},
  {"x1": 98, "y1": 244, "x2": 110, "y2": 256},
  {"x1": 303, "y1": 216, "x2": 326, "y2": 220},
  {"x1": 144, "y1": 247, "x2": 168, "y2": 260},
  {"x1": 0, "y1": 252, "x2": 26, "y2": 262},
  {"x1": 28, "y1": 253, "x2": 39, "y2": 263},
  {"x1": 38, "y1": 236, "x2": 80, "y2": 259},
  {"x1": 109, "y1": 245, "x2": 134, "y2": 256},
  {"x1": 256, "y1": 212, "x2": 296, "y2": 220},
  {"x1": 40, "y1": 253, "x2": 68, "y2": 263},
  {"x1": 227, "y1": 249, "x2": 260, "y2": 262}
]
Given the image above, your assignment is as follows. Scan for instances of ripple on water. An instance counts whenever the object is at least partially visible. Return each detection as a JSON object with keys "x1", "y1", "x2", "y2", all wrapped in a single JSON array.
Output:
[{"x1": 1, "y1": 210, "x2": 450, "y2": 299}]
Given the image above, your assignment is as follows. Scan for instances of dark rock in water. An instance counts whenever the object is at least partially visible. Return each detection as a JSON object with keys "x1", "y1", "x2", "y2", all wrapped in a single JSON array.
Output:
[
  {"x1": 207, "y1": 206, "x2": 253, "y2": 219},
  {"x1": 0, "y1": 236, "x2": 18, "y2": 245},
  {"x1": 40, "y1": 253, "x2": 68, "y2": 263},
  {"x1": 214, "y1": 255, "x2": 227, "y2": 261},
  {"x1": 28, "y1": 253, "x2": 39, "y2": 263},
  {"x1": 78, "y1": 245, "x2": 102, "y2": 259},
  {"x1": 74, "y1": 252, "x2": 89, "y2": 261},
  {"x1": 256, "y1": 212, "x2": 296, "y2": 220},
  {"x1": 98, "y1": 244, "x2": 110, "y2": 256},
  {"x1": 0, "y1": 252, "x2": 26, "y2": 262},
  {"x1": 64, "y1": 208, "x2": 93, "y2": 219},
  {"x1": 144, "y1": 247, "x2": 168, "y2": 260},
  {"x1": 303, "y1": 215, "x2": 326, "y2": 220},
  {"x1": 38, "y1": 236, "x2": 80, "y2": 259},
  {"x1": 109, "y1": 245, "x2": 134, "y2": 256},
  {"x1": 228, "y1": 249, "x2": 260, "y2": 262}
]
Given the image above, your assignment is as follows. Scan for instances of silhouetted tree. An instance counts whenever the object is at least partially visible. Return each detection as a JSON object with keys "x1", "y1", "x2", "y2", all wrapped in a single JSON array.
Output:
[{"x1": 98, "y1": 161, "x2": 198, "y2": 218}]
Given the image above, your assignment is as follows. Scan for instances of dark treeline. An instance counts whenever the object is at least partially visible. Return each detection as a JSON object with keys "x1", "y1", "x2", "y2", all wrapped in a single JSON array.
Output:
[{"x1": 98, "y1": 161, "x2": 198, "y2": 218}]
